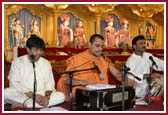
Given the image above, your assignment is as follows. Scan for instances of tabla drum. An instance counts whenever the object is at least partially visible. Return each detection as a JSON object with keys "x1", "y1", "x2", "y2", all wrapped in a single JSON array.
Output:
[{"x1": 149, "y1": 77, "x2": 164, "y2": 96}]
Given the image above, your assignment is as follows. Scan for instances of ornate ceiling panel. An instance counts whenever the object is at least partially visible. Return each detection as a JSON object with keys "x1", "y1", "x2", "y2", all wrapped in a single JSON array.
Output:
[
  {"x1": 127, "y1": 4, "x2": 164, "y2": 18},
  {"x1": 84, "y1": 4, "x2": 118, "y2": 14},
  {"x1": 44, "y1": 4, "x2": 69, "y2": 10},
  {"x1": 4, "y1": 4, "x2": 164, "y2": 24}
]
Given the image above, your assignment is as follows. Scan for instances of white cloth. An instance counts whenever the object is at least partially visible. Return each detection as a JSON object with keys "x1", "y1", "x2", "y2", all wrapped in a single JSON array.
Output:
[
  {"x1": 4, "y1": 55, "x2": 65, "y2": 107},
  {"x1": 126, "y1": 52, "x2": 164, "y2": 98}
]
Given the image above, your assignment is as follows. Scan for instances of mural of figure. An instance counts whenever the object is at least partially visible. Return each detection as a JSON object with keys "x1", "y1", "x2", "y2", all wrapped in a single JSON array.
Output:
[
  {"x1": 146, "y1": 22, "x2": 156, "y2": 48},
  {"x1": 30, "y1": 19, "x2": 41, "y2": 37},
  {"x1": 138, "y1": 24, "x2": 144, "y2": 35},
  {"x1": 104, "y1": 15, "x2": 117, "y2": 48},
  {"x1": 118, "y1": 18, "x2": 131, "y2": 48},
  {"x1": 74, "y1": 20, "x2": 86, "y2": 48},
  {"x1": 58, "y1": 13, "x2": 73, "y2": 47},
  {"x1": 9, "y1": 18, "x2": 24, "y2": 47}
]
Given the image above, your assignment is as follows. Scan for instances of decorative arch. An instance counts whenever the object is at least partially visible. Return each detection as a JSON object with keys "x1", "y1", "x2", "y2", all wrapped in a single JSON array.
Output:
[{"x1": 8, "y1": 8, "x2": 41, "y2": 48}]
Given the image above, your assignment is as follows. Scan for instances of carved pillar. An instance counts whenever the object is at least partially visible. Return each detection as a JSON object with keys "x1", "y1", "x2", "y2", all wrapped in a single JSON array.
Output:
[
  {"x1": 53, "y1": 10, "x2": 63, "y2": 46},
  {"x1": 4, "y1": 8, "x2": 9, "y2": 52},
  {"x1": 52, "y1": 11, "x2": 58, "y2": 45},
  {"x1": 95, "y1": 14, "x2": 101, "y2": 34},
  {"x1": 4, "y1": 6, "x2": 13, "y2": 62}
]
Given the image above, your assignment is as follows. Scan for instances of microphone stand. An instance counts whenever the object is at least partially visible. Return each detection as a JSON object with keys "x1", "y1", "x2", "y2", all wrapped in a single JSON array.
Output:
[
  {"x1": 146, "y1": 66, "x2": 153, "y2": 104},
  {"x1": 32, "y1": 62, "x2": 36, "y2": 110},
  {"x1": 57, "y1": 66, "x2": 97, "y2": 111},
  {"x1": 121, "y1": 65, "x2": 130, "y2": 111}
]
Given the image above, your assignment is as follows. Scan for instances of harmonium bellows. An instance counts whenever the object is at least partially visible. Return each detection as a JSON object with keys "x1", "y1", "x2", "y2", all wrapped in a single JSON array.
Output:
[{"x1": 75, "y1": 85, "x2": 135, "y2": 111}]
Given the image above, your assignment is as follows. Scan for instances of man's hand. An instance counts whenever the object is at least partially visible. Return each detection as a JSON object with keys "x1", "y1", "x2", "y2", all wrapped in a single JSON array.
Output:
[
  {"x1": 25, "y1": 91, "x2": 33, "y2": 98},
  {"x1": 66, "y1": 78, "x2": 92, "y2": 86},
  {"x1": 39, "y1": 96, "x2": 49, "y2": 107},
  {"x1": 45, "y1": 90, "x2": 52, "y2": 99},
  {"x1": 25, "y1": 91, "x2": 42, "y2": 104},
  {"x1": 25, "y1": 91, "x2": 49, "y2": 106},
  {"x1": 35, "y1": 94, "x2": 42, "y2": 104},
  {"x1": 143, "y1": 74, "x2": 150, "y2": 80},
  {"x1": 35, "y1": 94, "x2": 49, "y2": 106},
  {"x1": 79, "y1": 80, "x2": 92, "y2": 86},
  {"x1": 152, "y1": 73, "x2": 163, "y2": 78},
  {"x1": 125, "y1": 78, "x2": 137, "y2": 89}
]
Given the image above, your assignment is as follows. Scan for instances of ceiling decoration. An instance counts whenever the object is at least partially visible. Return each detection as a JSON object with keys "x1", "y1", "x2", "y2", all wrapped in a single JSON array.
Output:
[
  {"x1": 84, "y1": 4, "x2": 118, "y2": 14},
  {"x1": 43, "y1": 4, "x2": 164, "y2": 18},
  {"x1": 44, "y1": 4, "x2": 69, "y2": 10},
  {"x1": 4, "y1": 4, "x2": 164, "y2": 24},
  {"x1": 128, "y1": 4, "x2": 164, "y2": 18}
]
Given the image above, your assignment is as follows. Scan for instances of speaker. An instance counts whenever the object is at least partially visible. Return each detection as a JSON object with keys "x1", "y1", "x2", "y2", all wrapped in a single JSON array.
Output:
[{"x1": 75, "y1": 85, "x2": 135, "y2": 111}]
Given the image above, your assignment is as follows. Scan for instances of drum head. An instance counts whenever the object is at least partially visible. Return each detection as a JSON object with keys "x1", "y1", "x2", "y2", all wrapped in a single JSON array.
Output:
[{"x1": 149, "y1": 77, "x2": 164, "y2": 96}]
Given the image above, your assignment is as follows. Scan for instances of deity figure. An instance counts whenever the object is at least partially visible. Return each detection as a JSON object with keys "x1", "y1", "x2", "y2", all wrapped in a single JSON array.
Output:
[
  {"x1": 104, "y1": 15, "x2": 117, "y2": 48},
  {"x1": 58, "y1": 13, "x2": 73, "y2": 47},
  {"x1": 30, "y1": 19, "x2": 41, "y2": 37},
  {"x1": 74, "y1": 20, "x2": 86, "y2": 48},
  {"x1": 138, "y1": 24, "x2": 144, "y2": 35},
  {"x1": 117, "y1": 18, "x2": 132, "y2": 48},
  {"x1": 146, "y1": 22, "x2": 156, "y2": 48},
  {"x1": 9, "y1": 18, "x2": 24, "y2": 47}
]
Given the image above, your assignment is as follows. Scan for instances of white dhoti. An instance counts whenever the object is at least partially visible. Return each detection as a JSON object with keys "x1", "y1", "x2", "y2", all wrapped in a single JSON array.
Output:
[{"x1": 4, "y1": 88, "x2": 65, "y2": 108}]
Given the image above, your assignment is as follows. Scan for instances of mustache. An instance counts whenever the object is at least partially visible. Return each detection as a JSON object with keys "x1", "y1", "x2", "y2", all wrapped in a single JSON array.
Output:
[
  {"x1": 96, "y1": 52, "x2": 103, "y2": 56},
  {"x1": 142, "y1": 46, "x2": 146, "y2": 49}
]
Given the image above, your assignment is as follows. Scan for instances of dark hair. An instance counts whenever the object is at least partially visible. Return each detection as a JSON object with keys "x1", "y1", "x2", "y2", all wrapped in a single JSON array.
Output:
[
  {"x1": 26, "y1": 34, "x2": 45, "y2": 49},
  {"x1": 132, "y1": 35, "x2": 145, "y2": 47},
  {"x1": 89, "y1": 34, "x2": 104, "y2": 44}
]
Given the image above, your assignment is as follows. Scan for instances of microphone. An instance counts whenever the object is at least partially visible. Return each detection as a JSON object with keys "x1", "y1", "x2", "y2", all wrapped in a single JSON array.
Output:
[
  {"x1": 93, "y1": 62, "x2": 104, "y2": 79},
  {"x1": 122, "y1": 65, "x2": 141, "y2": 81},
  {"x1": 30, "y1": 54, "x2": 35, "y2": 68},
  {"x1": 127, "y1": 72, "x2": 141, "y2": 81},
  {"x1": 149, "y1": 56, "x2": 158, "y2": 68},
  {"x1": 30, "y1": 54, "x2": 35, "y2": 62},
  {"x1": 122, "y1": 65, "x2": 130, "y2": 72}
]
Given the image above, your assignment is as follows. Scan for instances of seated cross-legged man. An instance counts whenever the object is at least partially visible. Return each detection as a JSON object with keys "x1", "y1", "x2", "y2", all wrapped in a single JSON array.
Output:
[{"x1": 4, "y1": 35, "x2": 65, "y2": 109}]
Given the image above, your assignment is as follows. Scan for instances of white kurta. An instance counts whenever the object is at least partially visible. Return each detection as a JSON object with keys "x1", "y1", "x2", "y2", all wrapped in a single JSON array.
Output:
[
  {"x1": 5, "y1": 55, "x2": 65, "y2": 107},
  {"x1": 126, "y1": 52, "x2": 164, "y2": 98}
]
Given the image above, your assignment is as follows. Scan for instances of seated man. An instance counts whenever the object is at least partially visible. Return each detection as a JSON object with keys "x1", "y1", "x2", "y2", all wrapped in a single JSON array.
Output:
[
  {"x1": 57, "y1": 34, "x2": 122, "y2": 101},
  {"x1": 4, "y1": 35, "x2": 65, "y2": 109},
  {"x1": 125, "y1": 35, "x2": 164, "y2": 98}
]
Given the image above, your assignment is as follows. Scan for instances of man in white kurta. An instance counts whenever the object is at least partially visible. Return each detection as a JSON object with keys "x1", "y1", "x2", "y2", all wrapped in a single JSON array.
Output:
[
  {"x1": 5, "y1": 35, "x2": 65, "y2": 108},
  {"x1": 126, "y1": 52, "x2": 164, "y2": 98},
  {"x1": 126, "y1": 35, "x2": 164, "y2": 98}
]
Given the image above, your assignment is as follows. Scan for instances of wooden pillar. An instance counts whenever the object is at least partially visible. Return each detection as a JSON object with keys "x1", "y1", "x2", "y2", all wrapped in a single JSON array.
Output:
[
  {"x1": 52, "y1": 11, "x2": 57, "y2": 45},
  {"x1": 4, "y1": 7, "x2": 13, "y2": 62},
  {"x1": 96, "y1": 14, "x2": 101, "y2": 34},
  {"x1": 53, "y1": 10, "x2": 62, "y2": 46}
]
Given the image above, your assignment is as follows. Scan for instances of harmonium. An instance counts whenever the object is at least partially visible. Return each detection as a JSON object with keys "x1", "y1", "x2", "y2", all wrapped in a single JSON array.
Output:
[{"x1": 75, "y1": 84, "x2": 135, "y2": 111}]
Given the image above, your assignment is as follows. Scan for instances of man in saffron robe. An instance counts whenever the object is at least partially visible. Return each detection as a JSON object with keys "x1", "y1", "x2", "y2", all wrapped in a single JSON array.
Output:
[{"x1": 57, "y1": 34, "x2": 122, "y2": 101}]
